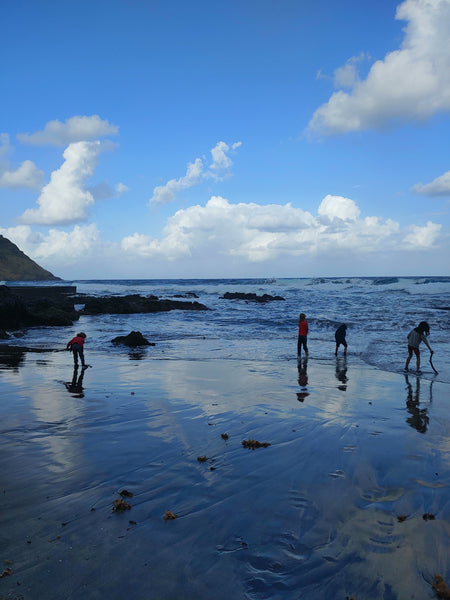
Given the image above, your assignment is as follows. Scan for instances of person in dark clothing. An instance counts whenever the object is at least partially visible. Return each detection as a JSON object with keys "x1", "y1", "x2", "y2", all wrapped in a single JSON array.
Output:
[
  {"x1": 335, "y1": 324, "x2": 347, "y2": 356},
  {"x1": 67, "y1": 332, "x2": 87, "y2": 368}
]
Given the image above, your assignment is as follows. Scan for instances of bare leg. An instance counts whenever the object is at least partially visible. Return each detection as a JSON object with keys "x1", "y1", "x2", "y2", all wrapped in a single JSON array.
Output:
[{"x1": 405, "y1": 348, "x2": 413, "y2": 370}]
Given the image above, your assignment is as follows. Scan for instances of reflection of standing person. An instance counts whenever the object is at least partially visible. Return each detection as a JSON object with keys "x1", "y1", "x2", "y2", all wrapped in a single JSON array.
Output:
[
  {"x1": 335, "y1": 357, "x2": 348, "y2": 390},
  {"x1": 335, "y1": 324, "x2": 347, "y2": 356},
  {"x1": 297, "y1": 358, "x2": 309, "y2": 402},
  {"x1": 405, "y1": 321, "x2": 433, "y2": 373},
  {"x1": 67, "y1": 332, "x2": 87, "y2": 368},
  {"x1": 297, "y1": 313, "x2": 309, "y2": 358}
]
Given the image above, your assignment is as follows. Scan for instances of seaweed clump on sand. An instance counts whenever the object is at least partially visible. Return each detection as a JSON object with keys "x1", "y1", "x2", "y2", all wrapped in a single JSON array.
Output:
[
  {"x1": 164, "y1": 510, "x2": 177, "y2": 521},
  {"x1": 242, "y1": 439, "x2": 271, "y2": 450},
  {"x1": 432, "y1": 574, "x2": 450, "y2": 598},
  {"x1": 113, "y1": 498, "x2": 131, "y2": 512}
]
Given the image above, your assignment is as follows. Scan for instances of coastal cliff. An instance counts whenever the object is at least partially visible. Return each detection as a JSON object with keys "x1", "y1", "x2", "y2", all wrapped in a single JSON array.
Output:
[{"x1": 0, "y1": 235, "x2": 59, "y2": 281}]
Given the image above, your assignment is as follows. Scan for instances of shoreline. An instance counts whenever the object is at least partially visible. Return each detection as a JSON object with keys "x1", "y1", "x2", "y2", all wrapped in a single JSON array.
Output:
[{"x1": 1, "y1": 350, "x2": 449, "y2": 599}]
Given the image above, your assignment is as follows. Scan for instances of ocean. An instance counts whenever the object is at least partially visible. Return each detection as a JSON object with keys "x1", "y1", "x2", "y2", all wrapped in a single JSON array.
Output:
[{"x1": 11, "y1": 276, "x2": 450, "y2": 383}]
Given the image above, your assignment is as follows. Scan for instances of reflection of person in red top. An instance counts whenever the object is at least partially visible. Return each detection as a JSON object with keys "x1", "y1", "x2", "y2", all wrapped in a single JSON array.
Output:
[
  {"x1": 297, "y1": 313, "x2": 309, "y2": 357},
  {"x1": 66, "y1": 332, "x2": 87, "y2": 368}
]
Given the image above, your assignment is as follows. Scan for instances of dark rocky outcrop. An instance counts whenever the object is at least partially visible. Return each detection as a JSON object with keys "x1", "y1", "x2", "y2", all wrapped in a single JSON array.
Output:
[
  {"x1": 111, "y1": 331, "x2": 155, "y2": 347},
  {"x1": 220, "y1": 292, "x2": 285, "y2": 303},
  {"x1": 0, "y1": 287, "x2": 208, "y2": 333},
  {"x1": 80, "y1": 294, "x2": 208, "y2": 315},
  {"x1": 0, "y1": 235, "x2": 60, "y2": 281},
  {"x1": 0, "y1": 285, "x2": 79, "y2": 331}
]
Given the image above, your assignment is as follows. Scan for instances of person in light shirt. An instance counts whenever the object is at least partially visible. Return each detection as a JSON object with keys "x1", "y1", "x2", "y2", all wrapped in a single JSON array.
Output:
[{"x1": 405, "y1": 321, "x2": 433, "y2": 373}]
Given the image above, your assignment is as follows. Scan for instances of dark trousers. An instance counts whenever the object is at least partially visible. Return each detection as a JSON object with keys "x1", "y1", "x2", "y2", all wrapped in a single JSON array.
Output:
[
  {"x1": 71, "y1": 342, "x2": 85, "y2": 367},
  {"x1": 297, "y1": 335, "x2": 308, "y2": 356}
]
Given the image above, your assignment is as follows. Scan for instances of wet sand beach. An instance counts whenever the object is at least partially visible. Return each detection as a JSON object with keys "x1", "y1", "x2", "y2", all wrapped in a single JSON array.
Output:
[{"x1": 1, "y1": 348, "x2": 449, "y2": 600}]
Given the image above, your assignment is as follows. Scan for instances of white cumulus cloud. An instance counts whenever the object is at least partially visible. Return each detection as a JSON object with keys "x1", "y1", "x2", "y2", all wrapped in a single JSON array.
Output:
[
  {"x1": 0, "y1": 159, "x2": 44, "y2": 190},
  {"x1": 403, "y1": 220, "x2": 442, "y2": 246},
  {"x1": 0, "y1": 133, "x2": 44, "y2": 190},
  {"x1": 0, "y1": 224, "x2": 102, "y2": 265},
  {"x1": 412, "y1": 169, "x2": 450, "y2": 196},
  {"x1": 308, "y1": 0, "x2": 450, "y2": 134},
  {"x1": 123, "y1": 194, "x2": 441, "y2": 264},
  {"x1": 149, "y1": 141, "x2": 242, "y2": 205},
  {"x1": 17, "y1": 115, "x2": 119, "y2": 146},
  {"x1": 19, "y1": 141, "x2": 104, "y2": 226},
  {"x1": 318, "y1": 195, "x2": 361, "y2": 222}
]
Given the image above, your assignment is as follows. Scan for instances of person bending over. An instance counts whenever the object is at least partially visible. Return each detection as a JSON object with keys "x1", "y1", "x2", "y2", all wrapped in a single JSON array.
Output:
[
  {"x1": 67, "y1": 332, "x2": 87, "y2": 369},
  {"x1": 405, "y1": 321, "x2": 432, "y2": 372}
]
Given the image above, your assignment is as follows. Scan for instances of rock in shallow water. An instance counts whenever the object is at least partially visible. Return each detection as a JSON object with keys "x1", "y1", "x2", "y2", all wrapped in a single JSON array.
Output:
[{"x1": 111, "y1": 331, "x2": 155, "y2": 347}]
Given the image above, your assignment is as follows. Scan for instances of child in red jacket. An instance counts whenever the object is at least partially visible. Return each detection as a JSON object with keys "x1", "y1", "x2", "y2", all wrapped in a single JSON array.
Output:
[
  {"x1": 67, "y1": 332, "x2": 87, "y2": 368},
  {"x1": 297, "y1": 313, "x2": 309, "y2": 358}
]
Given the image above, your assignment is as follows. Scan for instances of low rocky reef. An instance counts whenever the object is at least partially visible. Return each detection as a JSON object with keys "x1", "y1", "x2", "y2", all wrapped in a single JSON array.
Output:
[
  {"x1": 0, "y1": 285, "x2": 78, "y2": 334},
  {"x1": 0, "y1": 287, "x2": 208, "y2": 334},
  {"x1": 78, "y1": 294, "x2": 208, "y2": 315},
  {"x1": 220, "y1": 292, "x2": 285, "y2": 303},
  {"x1": 0, "y1": 286, "x2": 287, "y2": 335}
]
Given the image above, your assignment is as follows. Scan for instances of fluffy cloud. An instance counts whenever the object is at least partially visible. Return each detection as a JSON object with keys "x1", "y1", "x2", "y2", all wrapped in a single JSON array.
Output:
[
  {"x1": 0, "y1": 224, "x2": 102, "y2": 263},
  {"x1": 332, "y1": 53, "x2": 368, "y2": 89},
  {"x1": 19, "y1": 141, "x2": 104, "y2": 225},
  {"x1": 0, "y1": 159, "x2": 44, "y2": 190},
  {"x1": 308, "y1": 0, "x2": 450, "y2": 134},
  {"x1": 150, "y1": 158, "x2": 203, "y2": 205},
  {"x1": 412, "y1": 169, "x2": 450, "y2": 196},
  {"x1": 318, "y1": 195, "x2": 361, "y2": 222},
  {"x1": 123, "y1": 194, "x2": 441, "y2": 263},
  {"x1": 403, "y1": 220, "x2": 442, "y2": 246},
  {"x1": 1, "y1": 194, "x2": 442, "y2": 278},
  {"x1": 17, "y1": 115, "x2": 118, "y2": 146},
  {"x1": 149, "y1": 141, "x2": 242, "y2": 205},
  {"x1": 0, "y1": 133, "x2": 44, "y2": 189}
]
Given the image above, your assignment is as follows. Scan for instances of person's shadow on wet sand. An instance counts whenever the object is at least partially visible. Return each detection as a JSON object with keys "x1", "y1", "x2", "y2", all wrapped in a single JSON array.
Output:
[
  {"x1": 65, "y1": 366, "x2": 86, "y2": 398},
  {"x1": 335, "y1": 357, "x2": 348, "y2": 391},
  {"x1": 297, "y1": 357, "x2": 309, "y2": 402},
  {"x1": 404, "y1": 374, "x2": 429, "y2": 433}
]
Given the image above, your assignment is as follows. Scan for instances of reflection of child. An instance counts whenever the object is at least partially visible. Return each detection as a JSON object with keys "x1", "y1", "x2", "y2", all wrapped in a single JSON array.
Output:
[
  {"x1": 335, "y1": 324, "x2": 347, "y2": 356},
  {"x1": 67, "y1": 332, "x2": 87, "y2": 369},
  {"x1": 297, "y1": 313, "x2": 309, "y2": 357},
  {"x1": 405, "y1": 321, "x2": 433, "y2": 372}
]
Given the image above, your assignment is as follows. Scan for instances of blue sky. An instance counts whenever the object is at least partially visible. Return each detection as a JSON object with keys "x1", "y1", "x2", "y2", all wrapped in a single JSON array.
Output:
[{"x1": 1, "y1": 0, "x2": 449, "y2": 279}]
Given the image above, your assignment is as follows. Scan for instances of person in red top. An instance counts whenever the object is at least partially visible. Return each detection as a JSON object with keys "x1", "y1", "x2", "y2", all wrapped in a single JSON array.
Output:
[
  {"x1": 297, "y1": 313, "x2": 309, "y2": 358},
  {"x1": 67, "y1": 332, "x2": 87, "y2": 369}
]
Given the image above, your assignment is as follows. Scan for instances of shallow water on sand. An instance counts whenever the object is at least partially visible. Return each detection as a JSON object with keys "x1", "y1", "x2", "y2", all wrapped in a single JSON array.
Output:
[{"x1": 1, "y1": 347, "x2": 449, "y2": 599}]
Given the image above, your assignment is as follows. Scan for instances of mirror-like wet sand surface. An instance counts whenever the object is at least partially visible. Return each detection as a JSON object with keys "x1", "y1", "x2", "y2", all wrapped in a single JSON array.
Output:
[{"x1": 1, "y1": 349, "x2": 449, "y2": 600}]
